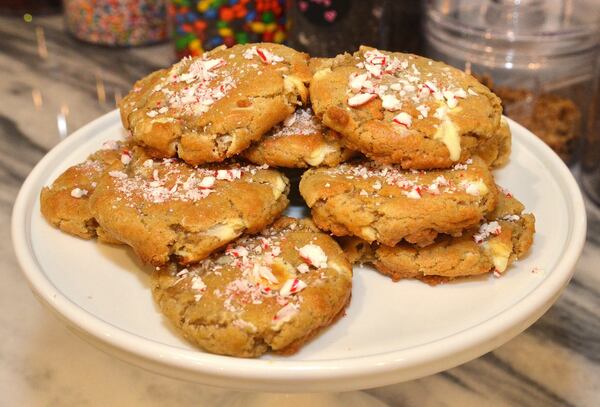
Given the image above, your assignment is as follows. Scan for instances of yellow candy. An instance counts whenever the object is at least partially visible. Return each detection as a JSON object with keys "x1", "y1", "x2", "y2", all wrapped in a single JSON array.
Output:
[
  {"x1": 265, "y1": 23, "x2": 277, "y2": 32},
  {"x1": 274, "y1": 31, "x2": 286, "y2": 43},
  {"x1": 189, "y1": 39, "x2": 202, "y2": 51},
  {"x1": 198, "y1": 0, "x2": 210, "y2": 12},
  {"x1": 250, "y1": 22, "x2": 266, "y2": 33},
  {"x1": 218, "y1": 27, "x2": 233, "y2": 37}
]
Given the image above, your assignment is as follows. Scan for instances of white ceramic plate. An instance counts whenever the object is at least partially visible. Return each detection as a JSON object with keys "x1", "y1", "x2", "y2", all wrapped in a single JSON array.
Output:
[{"x1": 12, "y1": 111, "x2": 586, "y2": 392}]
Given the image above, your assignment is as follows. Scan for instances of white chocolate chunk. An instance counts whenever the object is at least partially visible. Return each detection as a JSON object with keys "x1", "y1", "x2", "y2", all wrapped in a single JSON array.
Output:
[{"x1": 434, "y1": 119, "x2": 461, "y2": 161}]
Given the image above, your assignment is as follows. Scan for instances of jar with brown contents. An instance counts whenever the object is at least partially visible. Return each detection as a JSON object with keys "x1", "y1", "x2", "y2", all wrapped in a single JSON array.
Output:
[{"x1": 424, "y1": 0, "x2": 599, "y2": 165}]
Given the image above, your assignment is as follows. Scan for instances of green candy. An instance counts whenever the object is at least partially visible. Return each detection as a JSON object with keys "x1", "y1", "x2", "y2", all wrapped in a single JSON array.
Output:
[
  {"x1": 175, "y1": 33, "x2": 196, "y2": 50},
  {"x1": 216, "y1": 20, "x2": 228, "y2": 28},
  {"x1": 235, "y1": 31, "x2": 249, "y2": 44},
  {"x1": 262, "y1": 11, "x2": 275, "y2": 23}
]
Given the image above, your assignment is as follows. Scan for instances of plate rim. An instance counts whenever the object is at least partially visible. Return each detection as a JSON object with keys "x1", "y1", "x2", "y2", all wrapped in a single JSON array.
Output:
[{"x1": 11, "y1": 110, "x2": 587, "y2": 390}]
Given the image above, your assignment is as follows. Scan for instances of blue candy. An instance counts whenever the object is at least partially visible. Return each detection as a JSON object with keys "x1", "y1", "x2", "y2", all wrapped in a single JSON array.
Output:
[{"x1": 246, "y1": 10, "x2": 256, "y2": 22}]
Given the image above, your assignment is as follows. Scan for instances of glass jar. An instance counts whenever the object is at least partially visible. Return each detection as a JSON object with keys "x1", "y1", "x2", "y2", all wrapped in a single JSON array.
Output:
[
  {"x1": 287, "y1": 0, "x2": 391, "y2": 57},
  {"x1": 169, "y1": 0, "x2": 288, "y2": 59},
  {"x1": 581, "y1": 58, "x2": 600, "y2": 205},
  {"x1": 63, "y1": 0, "x2": 168, "y2": 46},
  {"x1": 424, "y1": 0, "x2": 600, "y2": 165}
]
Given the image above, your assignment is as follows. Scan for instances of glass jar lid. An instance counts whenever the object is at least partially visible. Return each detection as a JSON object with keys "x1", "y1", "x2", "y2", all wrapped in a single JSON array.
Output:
[{"x1": 426, "y1": 0, "x2": 600, "y2": 68}]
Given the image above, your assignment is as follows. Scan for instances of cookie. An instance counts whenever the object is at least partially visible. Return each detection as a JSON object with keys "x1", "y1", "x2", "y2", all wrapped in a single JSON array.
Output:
[
  {"x1": 242, "y1": 107, "x2": 356, "y2": 168},
  {"x1": 342, "y1": 190, "x2": 535, "y2": 283},
  {"x1": 151, "y1": 217, "x2": 352, "y2": 357},
  {"x1": 120, "y1": 43, "x2": 312, "y2": 165},
  {"x1": 477, "y1": 117, "x2": 511, "y2": 168},
  {"x1": 40, "y1": 140, "x2": 130, "y2": 243},
  {"x1": 310, "y1": 46, "x2": 504, "y2": 169},
  {"x1": 299, "y1": 156, "x2": 498, "y2": 247},
  {"x1": 89, "y1": 151, "x2": 290, "y2": 265}
]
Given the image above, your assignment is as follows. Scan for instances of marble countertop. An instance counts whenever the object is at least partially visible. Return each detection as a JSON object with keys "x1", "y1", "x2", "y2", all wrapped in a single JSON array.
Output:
[{"x1": 2, "y1": 15, "x2": 599, "y2": 407}]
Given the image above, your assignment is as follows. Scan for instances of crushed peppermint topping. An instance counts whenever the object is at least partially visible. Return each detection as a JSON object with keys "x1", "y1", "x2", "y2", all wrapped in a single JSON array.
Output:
[
  {"x1": 381, "y1": 94, "x2": 402, "y2": 111},
  {"x1": 346, "y1": 48, "x2": 471, "y2": 128},
  {"x1": 168, "y1": 222, "x2": 328, "y2": 330},
  {"x1": 272, "y1": 303, "x2": 299, "y2": 329},
  {"x1": 109, "y1": 170, "x2": 128, "y2": 179},
  {"x1": 279, "y1": 278, "x2": 307, "y2": 298},
  {"x1": 243, "y1": 46, "x2": 284, "y2": 64},
  {"x1": 404, "y1": 186, "x2": 422, "y2": 199},
  {"x1": 271, "y1": 108, "x2": 322, "y2": 138},
  {"x1": 320, "y1": 160, "x2": 487, "y2": 198},
  {"x1": 348, "y1": 93, "x2": 377, "y2": 107},
  {"x1": 502, "y1": 214, "x2": 520, "y2": 222},
  {"x1": 120, "y1": 150, "x2": 132, "y2": 165},
  {"x1": 473, "y1": 221, "x2": 502, "y2": 244},
  {"x1": 70, "y1": 188, "x2": 88, "y2": 198},
  {"x1": 191, "y1": 276, "x2": 207, "y2": 301},
  {"x1": 108, "y1": 160, "x2": 265, "y2": 204},
  {"x1": 150, "y1": 56, "x2": 236, "y2": 117},
  {"x1": 102, "y1": 140, "x2": 120, "y2": 150},
  {"x1": 297, "y1": 244, "x2": 328, "y2": 268},
  {"x1": 392, "y1": 112, "x2": 412, "y2": 128},
  {"x1": 296, "y1": 263, "x2": 310, "y2": 273}
]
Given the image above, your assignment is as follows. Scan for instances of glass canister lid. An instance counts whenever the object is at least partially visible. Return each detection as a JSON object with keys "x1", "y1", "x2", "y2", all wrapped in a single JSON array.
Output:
[{"x1": 426, "y1": 0, "x2": 600, "y2": 68}]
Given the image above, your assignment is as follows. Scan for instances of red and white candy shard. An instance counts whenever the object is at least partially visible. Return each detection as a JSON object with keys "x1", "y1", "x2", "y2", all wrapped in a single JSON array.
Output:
[
  {"x1": 473, "y1": 221, "x2": 502, "y2": 244},
  {"x1": 191, "y1": 275, "x2": 207, "y2": 301},
  {"x1": 243, "y1": 46, "x2": 284, "y2": 64},
  {"x1": 348, "y1": 93, "x2": 376, "y2": 107},
  {"x1": 297, "y1": 244, "x2": 328, "y2": 268},
  {"x1": 121, "y1": 150, "x2": 132, "y2": 165},
  {"x1": 279, "y1": 278, "x2": 307, "y2": 298},
  {"x1": 273, "y1": 302, "x2": 299, "y2": 323},
  {"x1": 392, "y1": 112, "x2": 412, "y2": 128}
]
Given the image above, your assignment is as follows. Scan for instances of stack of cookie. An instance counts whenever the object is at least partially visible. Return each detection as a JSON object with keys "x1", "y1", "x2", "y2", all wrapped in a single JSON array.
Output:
[
  {"x1": 39, "y1": 43, "x2": 534, "y2": 358},
  {"x1": 301, "y1": 47, "x2": 535, "y2": 284}
]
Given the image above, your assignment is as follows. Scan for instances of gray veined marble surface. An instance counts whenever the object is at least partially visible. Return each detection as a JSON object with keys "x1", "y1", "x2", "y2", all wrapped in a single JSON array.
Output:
[{"x1": 2, "y1": 15, "x2": 599, "y2": 407}]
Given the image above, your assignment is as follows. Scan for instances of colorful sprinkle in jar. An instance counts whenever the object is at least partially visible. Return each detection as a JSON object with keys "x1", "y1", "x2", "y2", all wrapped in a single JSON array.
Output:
[
  {"x1": 64, "y1": 0, "x2": 168, "y2": 46},
  {"x1": 169, "y1": 0, "x2": 288, "y2": 58}
]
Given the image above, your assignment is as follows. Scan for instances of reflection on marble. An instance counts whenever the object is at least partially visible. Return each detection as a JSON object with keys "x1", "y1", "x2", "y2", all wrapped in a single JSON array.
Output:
[{"x1": 2, "y1": 14, "x2": 599, "y2": 407}]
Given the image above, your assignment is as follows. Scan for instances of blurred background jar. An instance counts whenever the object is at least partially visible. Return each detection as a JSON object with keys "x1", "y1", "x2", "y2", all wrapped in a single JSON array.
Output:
[
  {"x1": 286, "y1": 0, "x2": 391, "y2": 57},
  {"x1": 169, "y1": 0, "x2": 287, "y2": 58},
  {"x1": 424, "y1": 0, "x2": 600, "y2": 166},
  {"x1": 0, "y1": 0, "x2": 61, "y2": 14},
  {"x1": 581, "y1": 57, "x2": 600, "y2": 205},
  {"x1": 63, "y1": 0, "x2": 169, "y2": 46}
]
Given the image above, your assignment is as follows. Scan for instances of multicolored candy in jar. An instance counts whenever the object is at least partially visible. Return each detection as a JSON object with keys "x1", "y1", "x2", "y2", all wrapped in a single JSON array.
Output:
[
  {"x1": 64, "y1": 0, "x2": 168, "y2": 46},
  {"x1": 169, "y1": 0, "x2": 288, "y2": 58}
]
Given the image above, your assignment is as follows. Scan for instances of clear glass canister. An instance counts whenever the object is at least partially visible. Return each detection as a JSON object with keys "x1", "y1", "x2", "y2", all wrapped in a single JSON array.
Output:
[
  {"x1": 63, "y1": 0, "x2": 168, "y2": 46},
  {"x1": 424, "y1": 0, "x2": 600, "y2": 165}
]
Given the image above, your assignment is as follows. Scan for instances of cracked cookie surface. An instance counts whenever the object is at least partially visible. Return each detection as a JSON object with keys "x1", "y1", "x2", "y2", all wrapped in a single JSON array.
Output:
[
  {"x1": 310, "y1": 46, "x2": 504, "y2": 169},
  {"x1": 242, "y1": 107, "x2": 356, "y2": 168},
  {"x1": 89, "y1": 148, "x2": 290, "y2": 266},
  {"x1": 120, "y1": 43, "x2": 312, "y2": 165},
  {"x1": 299, "y1": 156, "x2": 498, "y2": 247},
  {"x1": 151, "y1": 217, "x2": 352, "y2": 358},
  {"x1": 342, "y1": 190, "x2": 535, "y2": 283},
  {"x1": 40, "y1": 140, "x2": 130, "y2": 243}
]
